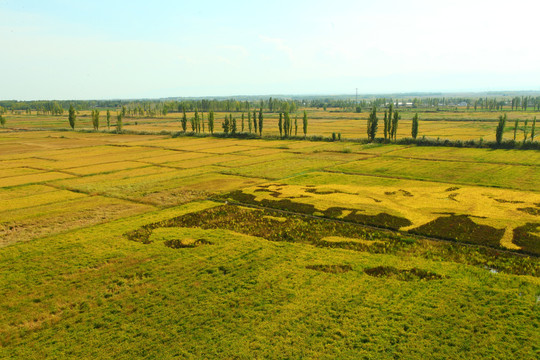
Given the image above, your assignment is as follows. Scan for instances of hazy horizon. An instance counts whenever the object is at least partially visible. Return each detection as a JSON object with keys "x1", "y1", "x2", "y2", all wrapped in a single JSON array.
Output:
[{"x1": 2, "y1": 0, "x2": 540, "y2": 100}]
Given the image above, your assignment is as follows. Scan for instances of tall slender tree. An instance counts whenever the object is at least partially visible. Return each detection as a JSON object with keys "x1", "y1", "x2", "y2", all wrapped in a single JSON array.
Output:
[
  {"x1": 258, "y1": 108, "x2": 263, "y2": 136},
  {"x1": 106, "y1": 110, "x2": 111, "y2": 130},
  {"x1": 523, "y1": 119, "x2": 529, "y2": 143},
  {"x1": 383, "y1": 110, "x2": 389, "y2": 140},
  {"x1": 367, "y1": 107, "x2": 378, "y2": 142},
  {"x1": 411, "y1": 113, "x2": 419, "y2": 139},
  {"x1": 303, "y1": 110, "x2": 308, "y2": 138},
  {"x1": 241, "y1": 112, "x2": 245, "y2": 132},
  {"x1": 68, "y1": 104, "x2": 76, "y2": 129},
  {"x1": 222, "y1": 115, "x2": 230, "y2": 134},
  {"x1": 91, "y1": 110, "x2": 100, "y2": 131},
  {"x1": 248, "y1": 111, "x2": 252, "y2": 133},
  {"x1": 495, "y1": 114, "x2": 506, "y2": 145},
  {"x1": 513, "y1": 119, "x2": 519, "y2": 141},
  {"x1": 284, "y1": 112, "x2": 291, "y2": 137},
  {"x1": 253, "y1": 110, "x2": 258, "y2": 134},
  {"x1": 278, "y1": 112, "x2": 283, "y2": 137},
  {"x1": 531, "y1": 116, "x2": 536, "y2": 142},
  {"x1": 116, "y1": 113, "x2": 123, "y2": 133},
  {"x1": 208, "y1": 110, "x2": 214, "y2": 134},
  {"x1": 181, "y1": 109, "x2": 187, "y2": 132},
  {"x1": 391, "y1": 111, "x2": 400, "y2": 141},
  {"x1": 231, "y1": 114, "x2": 237, "y2": 134},
  {"x1": 0, "y1": 115, "x2": 5, "y2": 128},
  {"x1": 294, "y1": 115, "x2": 298, "y2": 136}
]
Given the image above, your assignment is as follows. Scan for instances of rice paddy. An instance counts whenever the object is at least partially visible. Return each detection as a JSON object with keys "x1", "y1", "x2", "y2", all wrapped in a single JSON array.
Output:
[{"x1": 0, "y1": 127, "x2": 538, "y2": 359}]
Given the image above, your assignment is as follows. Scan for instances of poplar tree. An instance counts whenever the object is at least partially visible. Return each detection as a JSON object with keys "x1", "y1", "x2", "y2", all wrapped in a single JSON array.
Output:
[
  {"x1": 367, "y1": 107, "x2": 378, "y2": 142},
  {"x1": 523, "y1": 119, "x2": 529, "y2": 143},
  {"x1": 303, "y1": 110, "x2": 308, "y2": 138},
  {"x1": 222, "y1": 115, "x2": 230, "y2": 134},
  {"x1": 391, "y1": 111, "x2": 400, "y2": 141},
  {"x1": 191, "y1": 110, "x2": 197, "y2": 132},
  {"x1": 387, "y1": 103, "x2": 394, "y2": 135},
  {"x1": 91, "y1": 110, "x2": 100, "y2": 131},
  {"x1": 294, "y1": 116, "x2": 298, "y2": 136},
  {"x1": 258, "y1": 108, "x2": 263, "y2": 136},
  {"x1": 0, "y1": 115, "x2": 5, "y2": 128},
  {"x1": 106, "y1": 110, "x2": 111, "y2": 130},
  {"x1": 241, "y1": 112, "x2": 245, "y2": 132},
  {"x1": 383, "y1": 111, "x2": 389, "y2": 140},
  {"x1": 231, "y1": 114, "x2": 237, "y2": 134},
  {"x1": 248, "y1": 111, "x2": 252, "y2": 133},
  {"x1": 181, "y1": 109, "x2": 187, "y2": 132},
  {"x1": 531, "y1": 117, "x2": 536, "y2": 142},
  {"x1": 116, "y1": 113, "x2": 123, "y2": 133},
  {"x1": 278, "y1": 112, "x2": 283, "y2": 137},
  {"x1": 253, "y1": 110, "x2": 258, "y2": 134},
  {"x1": 495, "y1": 114, "x2": 506, "y2": 145},
  {"x1": 284, "y1": 112, "x2": 291, "y2": 137},
  {"x1": 208, "y1": 110, "x2": 214, "y2": 134},
  {"x1": 68, "y1": 104, "x2": 76, "y2": 129},
  {"x1": 411, "y1": 113, "x2": 419, "y2": 139},
  {"x1": 513, "y1": 119, "x2": 519, "y2": 141}
]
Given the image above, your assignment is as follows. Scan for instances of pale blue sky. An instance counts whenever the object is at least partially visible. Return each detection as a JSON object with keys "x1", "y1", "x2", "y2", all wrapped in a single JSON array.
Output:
[{"x1": 1, "y1": 0, "x2": 540, "y2": 100}]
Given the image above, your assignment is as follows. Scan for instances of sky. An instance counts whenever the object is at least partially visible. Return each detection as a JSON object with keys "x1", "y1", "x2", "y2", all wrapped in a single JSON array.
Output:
[{"x1": 1, "y1": 0, "x2": 540, "y2": 100}]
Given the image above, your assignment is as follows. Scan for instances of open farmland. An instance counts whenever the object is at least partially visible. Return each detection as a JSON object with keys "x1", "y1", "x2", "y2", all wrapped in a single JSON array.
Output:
[
  {"x1": 0, "y1": 129, "x2": 539, "y2": 359},
  {"x1": 3, "y1": 107, "x2": 536, "y2": 142}
]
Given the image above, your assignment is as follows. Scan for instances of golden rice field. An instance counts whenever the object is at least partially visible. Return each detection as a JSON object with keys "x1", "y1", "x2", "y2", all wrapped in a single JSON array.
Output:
[{"x1": 0, "y1": 128, "x2": 539, "y2": 359}]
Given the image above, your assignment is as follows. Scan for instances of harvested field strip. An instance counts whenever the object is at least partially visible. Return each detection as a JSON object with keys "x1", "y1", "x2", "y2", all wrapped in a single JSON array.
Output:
[
  {"x1": 0, "y1": 196, "x2": 154, "y2": 247},
  {"x1": 219, "y1": 157, "x2": 340, "y2": 180},
  {"x1": 1, "y1": 189, "x2": 86, "y2": 212},
  {"x1": 0, "y1": 184, "x2": 57, "y2": 201},
  {"x1": 387, "y1": 146, "x2": 540, "y2": 166},
  {"x1": 331, "y1": 158, "x2": 540, "y2": 191},
  {"x1": 0, "y1": 171, "x2": 75, "y2": 188},
  {"x1": 63, "y1": 161, "x2": 148, "y2": 175},
  {"x1": 161, "y1": 154, "x2": 247, "y2": 168},
  {"x1": 0, "y1": 167, "x2": 43, "y2": 179},
  {"x1": 134, "y1": 151, "x2": 212, "y2": 164}
]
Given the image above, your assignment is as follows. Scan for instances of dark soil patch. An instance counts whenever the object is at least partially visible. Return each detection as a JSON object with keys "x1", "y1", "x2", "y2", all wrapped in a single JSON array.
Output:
[
  {"x1": 494, "y1": 198, "x2": 524, "y2": 204},
  {"x1": 306, "y1": 264, "x2": 352, "y2": 273},
  {"x1": 517, "y1": 207, "x2": 540, "y2": 216},
  {"x1": 409, "y1": 215, "x2": 504, "y2": 248},
  {"x1": 224, "y1": 190, "x2": 412, "y2": 230},
  {"x1": 164, "y1": 238, "x2": 213, "y2": 249},
  {"x1": 399, "y1": 189, "x2": 413, "y2": 197},
  {"x1": 343, "y1": 210, "x2": 412, "y2": 230},
  {"x1": 304, "y1": 188, "x2": 343, "y2": 195},
  {"x1": 448, "y1": 193, "x2": 459, "y2": 202},
  {"x1": 445, "y1": 187, "x2": 460, "y2": 192},
  {"x1": 512, "y1": 223, "x2": 540, "y2": 256},
  {"x1": 364, "y1": 266, "x2": 446, "y2": 281}
]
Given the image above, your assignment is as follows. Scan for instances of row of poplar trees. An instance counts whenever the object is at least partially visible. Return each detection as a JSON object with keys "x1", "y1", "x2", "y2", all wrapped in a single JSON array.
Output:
[
  {"x1": 68, "y1": 105, "x2": 123, "y2": 132},
  {"x1": 367, "y1": 104, "x2": 419, "y2": 142},
  {"x1": 496, "y1": 115, "x2": 537, "y2": 145},
  {"x1": 180, "y1": 108, "x2": 265, "y2": 136}
]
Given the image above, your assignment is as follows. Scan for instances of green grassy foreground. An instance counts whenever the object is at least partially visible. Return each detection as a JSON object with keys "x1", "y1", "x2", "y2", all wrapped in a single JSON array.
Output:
[{"x1": 1, "y1": 201, "x2": 539, "y2": 359}]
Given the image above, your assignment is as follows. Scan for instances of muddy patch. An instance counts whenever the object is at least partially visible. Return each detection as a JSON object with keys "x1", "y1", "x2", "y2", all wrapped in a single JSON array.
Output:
[
  {"x1": 410, "y1": 214, "x2": 504, "y2": 248},
  {"x1": 517, "y1": 207, "x2": 540, "y2": 216},
  {"x1": 364, "y1": 266, "x2": 446, "y2": 281},
  {"x1": 164, "y1": 238, "x2": 212, "y2": 249},
  {"x1": 445, "y1": 187, "x2": 460, "y2": 192},
  {"x1": 512, "y1": 223, "x2": 540, "y2": 256},
  {"x1": 306, "y1": 264, "x2": 352, "y2": 273}
]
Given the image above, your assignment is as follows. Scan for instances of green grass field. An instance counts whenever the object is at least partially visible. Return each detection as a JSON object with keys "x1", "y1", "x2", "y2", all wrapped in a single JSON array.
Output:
[{"x1": 0, "y1": 128, "x2": 539, "y2": 359}]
